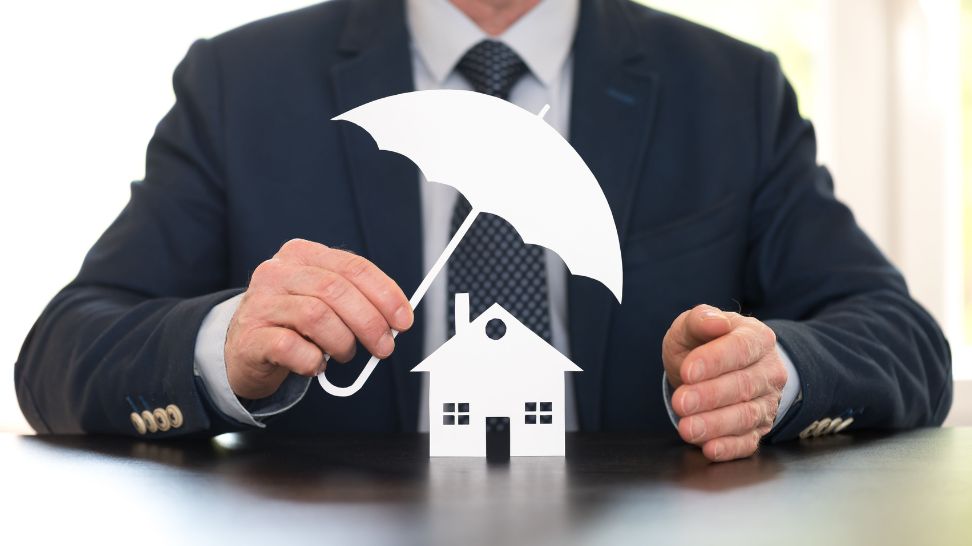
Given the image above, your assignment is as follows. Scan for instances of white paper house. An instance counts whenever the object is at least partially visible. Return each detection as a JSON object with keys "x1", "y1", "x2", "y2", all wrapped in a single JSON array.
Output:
[{"x1": 411, "y1": 293, "x2": 582, "y2": 457}]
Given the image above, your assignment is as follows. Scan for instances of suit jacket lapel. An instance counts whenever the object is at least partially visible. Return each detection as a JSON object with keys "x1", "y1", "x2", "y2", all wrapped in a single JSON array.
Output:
[
  {"x1": 568, "y1": 0, "x2": 660, "y2": 431},
  {"x1": 331, "y1": 0, "x2": 423, "y2": 431}
]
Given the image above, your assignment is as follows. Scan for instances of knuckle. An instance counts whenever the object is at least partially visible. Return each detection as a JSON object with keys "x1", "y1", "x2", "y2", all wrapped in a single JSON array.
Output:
[
  {"x1": 734, "y1": 371, "x2": 755, "y2": 401},
  {"x1": 755, "y1": 369, "x2": 771, "y2": 397},
  {"x1": 661, "y1": 327, "x2": 678, "y2": 351},
  {"x1": 236, "y1": 291, "x2": 257, "y2": 314},
  {"x1": 750, "y1": 402, "x2": 767, "y2": 429},
  {"x1": 233, "y1": 306, "x2": 260, "y2": 331},
  {"x1": 742, "y1": 401, "x2": 761, "y2": 429},
  {"x1": 662, "y1": 334, "x2": 687, "y2": 371},
  {"x1": 299, "y1": 298, "x2": 329, "y2": 324},
  {"x1": 269, "y1": 330, "x2": 296, "y2": 360},
  {"x1": 317, "y1": 271, "x2": 350, "y2": 302},
  {"x1": 668, "y1": 310, "x2": 692, "y2": 336},
  {"x1": 690, "y1": 304, "x2": 711, "y2": 316},
  {"x1": 279, "y1": 238, "x2": 310, "y2": 256},
  {"x1": 725, "y1": 311, "x2": 744, "y2": 325},
  {"x1": 251, "y1": 258, "x2": 282, "y2": 284},
  {"x1": 744, "y1": 330, "x2": 763, "y2": 362},
  {"x1": 760, "y1": 324, "x2": 777, "y2": 347},
  {"x1": 740, "y1": 315, "x2": 759, "y2": 327},
  {"x1": 343, "y1": 253, "x2": 374, "y2": 281},
  {"x1": 728, "y1": 330, "x2": 755, "y2": 365},
  {"x1": 361, "y1": 313, "x2": 389, "y2": 341}
]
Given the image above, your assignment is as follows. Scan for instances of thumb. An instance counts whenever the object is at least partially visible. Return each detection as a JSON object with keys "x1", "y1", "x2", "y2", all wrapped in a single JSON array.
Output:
[{"x1": 662, "y1": 304, "x2": 733, "y2": 387}]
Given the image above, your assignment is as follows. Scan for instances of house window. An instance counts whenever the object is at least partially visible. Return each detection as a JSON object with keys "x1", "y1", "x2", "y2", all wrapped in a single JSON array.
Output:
[
  {"x1": 525, "y1": 402, "x2": 553, "y2": 424},
  {"x1": 443, "y1": 402, "x2": 470, "y2": 425}
]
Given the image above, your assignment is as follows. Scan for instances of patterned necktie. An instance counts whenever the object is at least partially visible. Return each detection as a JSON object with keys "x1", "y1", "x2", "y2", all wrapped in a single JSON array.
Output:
[{"x1": 447, "y1": 40, "x2": 552, "y2": 343}]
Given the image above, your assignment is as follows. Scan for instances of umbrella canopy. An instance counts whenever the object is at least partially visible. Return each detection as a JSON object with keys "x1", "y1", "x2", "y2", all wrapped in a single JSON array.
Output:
[
  {"x1": 334, "y1": 90, "x2": 623, "y2": 302},
  {"x1": 319, "y1": 90, "x2": 623, "y2": 397}
]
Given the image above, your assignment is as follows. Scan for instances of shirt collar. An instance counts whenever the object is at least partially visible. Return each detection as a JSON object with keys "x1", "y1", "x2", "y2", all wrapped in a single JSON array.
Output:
[{"x1": 406, "y1": 0, "x2": 579, "y2": 87}]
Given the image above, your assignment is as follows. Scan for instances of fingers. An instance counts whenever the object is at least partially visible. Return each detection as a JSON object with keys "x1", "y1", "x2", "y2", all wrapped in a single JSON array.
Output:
[
  {"x1": 226, "y1": 240, "x2": 409, "y2": 400},
  {"x1": 679, "y1": 319, "x2": 777, "y2": 385},
  {"x1": 256, "y1": 326, "x2": 325, "y2": 377},
  {"x1": 672, "y1": 359, "x2": 782, "y2": 417},
  {"x1": 702, "y1": 430, "x2": 763, "y2": 462},
  {"x1": 275, "y1": 239, "x2": 413, "y2": 332},
  {"x1": 227, "y1": 326, "x2": 325, "y2": 399},
  {"x1": 282, "y1": 266, "x2": 396, "y2": 359},
  {"x1": 662, "y1": 305, "x2": 733, "y2": 387},
  {"x1": 668, "y1": 305, "x2": 734, "y2": 353},
  {"x1": 253, "y1": 240, "x2": 412, "y2": 360},
  {"x1": 261, "y1": 294, "x2": 357, "y2": 363},
  {"x1": 663, "y1": 307, "x2": 786, "y2": 463},
  {"x1": 676, "y1": 394, "x2": 778, "y2": 446}
]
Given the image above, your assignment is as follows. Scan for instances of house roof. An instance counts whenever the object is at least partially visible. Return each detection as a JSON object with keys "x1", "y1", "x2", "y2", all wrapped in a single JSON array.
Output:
[{"x1": 410, "y1": 302, "x2": 582, "y2": 373}]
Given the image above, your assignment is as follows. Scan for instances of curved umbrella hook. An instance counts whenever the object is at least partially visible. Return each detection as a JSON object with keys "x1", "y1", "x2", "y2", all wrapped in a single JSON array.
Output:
[{"x1": 318, "y1": 208, "x2": 480, "y2": 396}]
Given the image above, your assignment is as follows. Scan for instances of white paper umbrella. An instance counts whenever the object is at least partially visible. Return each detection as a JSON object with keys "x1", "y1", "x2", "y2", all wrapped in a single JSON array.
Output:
[{"x1": 319, "y1": 90, "x2": 623, "y2": 396}]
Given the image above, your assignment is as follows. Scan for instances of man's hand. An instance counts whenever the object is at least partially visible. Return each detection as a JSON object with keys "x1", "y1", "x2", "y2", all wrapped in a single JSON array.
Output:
[
  {"x1": 224, "y1": 239, "x2": 413, "y2": 400},
  {"x1": 662, "y1": 305, "x2": 787, "y2": 462}
]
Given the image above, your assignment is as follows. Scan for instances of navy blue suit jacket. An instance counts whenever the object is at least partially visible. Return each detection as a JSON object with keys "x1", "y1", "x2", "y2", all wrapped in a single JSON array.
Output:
[{"x1": 16, "y1": 0, "x2": 952, "y2": 440}]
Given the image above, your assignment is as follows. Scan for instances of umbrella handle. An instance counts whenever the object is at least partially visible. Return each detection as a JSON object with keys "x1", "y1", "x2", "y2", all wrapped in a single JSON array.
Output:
[{"x1": 318, "y1": 208, "x2": 481, "y2": 397}]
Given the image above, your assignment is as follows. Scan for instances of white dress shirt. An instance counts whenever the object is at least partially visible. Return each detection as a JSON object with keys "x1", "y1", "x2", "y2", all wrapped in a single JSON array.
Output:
[{"x1": 192, "y1": 0, "x2": 800, "y2": 432}]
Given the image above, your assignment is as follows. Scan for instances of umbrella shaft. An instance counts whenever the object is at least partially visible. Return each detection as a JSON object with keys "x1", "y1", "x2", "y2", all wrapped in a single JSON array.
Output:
[
  {"x1": 318, "y1": 207, "x2": 480, "y2": 397},
  {"x1": 408, "y1": 207, "x2": 479, "y2": 310}
]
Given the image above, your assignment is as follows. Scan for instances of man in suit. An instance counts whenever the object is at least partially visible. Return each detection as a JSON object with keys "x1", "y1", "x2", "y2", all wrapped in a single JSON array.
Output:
[{"x1": 15, "y1": 0, "x2": 952, "y2": 462}]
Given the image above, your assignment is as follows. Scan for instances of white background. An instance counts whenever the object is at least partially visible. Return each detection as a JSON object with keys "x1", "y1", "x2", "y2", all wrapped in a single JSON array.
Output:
[{"x1": 0, "y1": 0, "x2": 966, "y2": 432}]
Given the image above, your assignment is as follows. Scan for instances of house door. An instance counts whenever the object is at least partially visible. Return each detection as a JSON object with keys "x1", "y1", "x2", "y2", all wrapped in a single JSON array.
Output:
[{"x1": 485, "y1": 417, "x2": 510, "y2": 460}]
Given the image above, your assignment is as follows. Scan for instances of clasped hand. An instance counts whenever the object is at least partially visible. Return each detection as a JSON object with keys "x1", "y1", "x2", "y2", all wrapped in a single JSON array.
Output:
[{"x1": 663, "y1": 305, "x2": 787, "y2": 462}]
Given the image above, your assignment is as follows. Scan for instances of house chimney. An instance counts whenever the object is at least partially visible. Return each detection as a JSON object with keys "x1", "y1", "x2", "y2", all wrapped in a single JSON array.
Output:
[{"x1": 454, "y1": 293, "x2": 470, "y2": 335}]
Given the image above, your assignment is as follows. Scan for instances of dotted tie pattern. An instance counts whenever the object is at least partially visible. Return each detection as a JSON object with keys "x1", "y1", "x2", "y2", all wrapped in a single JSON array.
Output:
[{"x1": 447, "y1": 40, "x2": 552, "y2": 343}]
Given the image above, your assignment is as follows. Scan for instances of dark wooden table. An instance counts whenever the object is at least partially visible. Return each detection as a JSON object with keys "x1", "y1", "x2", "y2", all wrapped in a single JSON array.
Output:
[{"x1": 3, "y1": 429, "x2": 971, "y2": 545}]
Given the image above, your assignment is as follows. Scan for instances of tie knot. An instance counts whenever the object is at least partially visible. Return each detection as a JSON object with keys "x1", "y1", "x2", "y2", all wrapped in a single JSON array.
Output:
[{"x1": 456, "y1": 40, "x2": 528, "y2": 99}]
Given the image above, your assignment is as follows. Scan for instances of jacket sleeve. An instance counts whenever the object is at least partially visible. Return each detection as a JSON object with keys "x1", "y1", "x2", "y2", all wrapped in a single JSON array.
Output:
[
  {"x1": 744, "y1": 53, "x2": 953, "y2": 442},
  {"x1": 15, "y1": 39, "x2": 250, "y2": 437}
]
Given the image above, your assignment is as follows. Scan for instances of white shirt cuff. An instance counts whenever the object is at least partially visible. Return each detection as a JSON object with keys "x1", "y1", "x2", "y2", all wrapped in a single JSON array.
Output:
[
  {"x1": 663, "y1": 342, "x2": 802, "y2": 430},
  {"x1": 193, "y1": 293, "x2": 311, "y2": 427}
]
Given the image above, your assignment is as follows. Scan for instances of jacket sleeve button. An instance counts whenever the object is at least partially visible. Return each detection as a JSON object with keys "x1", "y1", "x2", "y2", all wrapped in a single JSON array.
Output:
[
  {"x1": 141, "y1": 410, "x2": 158, "y2": 433},
  {"x1": 812, "y1": 418, "x2": 832, "y2": 437},
  {"x1": 823, "y1": 417, "x2": 843, "y2": 435},
  {"x1": 834, "y1": 417, "x2": 855, "y2": 433},
  {"x1": 799, "y1": 420, "x2": 819, "y2": 439},
  {"x1": 130, "y1": 412, "x2": 147, "y2": 435},
  {"x1": 165, "y1": 404, "x2": 184, "y2": 428},
  {"x1": 153, "y1": 408, "x2": 171, "y2": 432}
]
